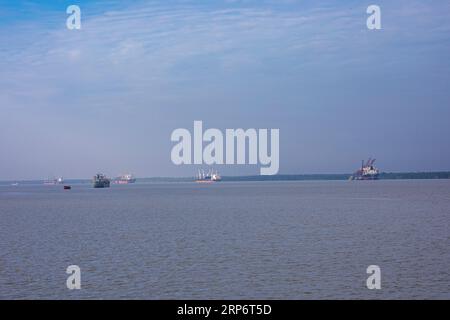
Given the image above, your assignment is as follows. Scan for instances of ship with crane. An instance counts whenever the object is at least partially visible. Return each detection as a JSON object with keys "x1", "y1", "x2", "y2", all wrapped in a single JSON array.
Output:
[{"x1": 350, "y1": 158, "x2": 380, "y2": 180}]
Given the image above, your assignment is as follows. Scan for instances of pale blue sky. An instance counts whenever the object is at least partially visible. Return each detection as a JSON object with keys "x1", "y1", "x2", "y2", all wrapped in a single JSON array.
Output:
[{"x1": 0, "y1": 0, "x2": 449, "y2": 179}]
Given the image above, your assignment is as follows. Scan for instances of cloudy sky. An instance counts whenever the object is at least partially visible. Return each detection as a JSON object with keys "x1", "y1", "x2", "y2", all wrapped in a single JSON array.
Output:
[{"x1": 0, "y1": 0, "x2": 449, "y2": 180}]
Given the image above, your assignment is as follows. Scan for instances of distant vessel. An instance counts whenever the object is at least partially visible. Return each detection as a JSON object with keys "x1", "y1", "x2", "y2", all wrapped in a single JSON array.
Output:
[
  {"x1": 211, "y1": 171, "x2": 222, "y2": 182},
  {"x1": 114, "y1": 174, "x2": 136, "y2": 184},
  {"x1": 195, "y1": 169, "x2": 222, "y2": 183},
  {"x1": 11, "y1": 182, "x2": 19, "y2": 186},
  {"x1": 44, "y1": 177, "x2": 64, "y2": 185},
  {"x1": 93, "y1": 173, "x2": 111, "y2": 188},
  {"x1": 350, "y1": 158, "x2": 380, "y2": 180}
]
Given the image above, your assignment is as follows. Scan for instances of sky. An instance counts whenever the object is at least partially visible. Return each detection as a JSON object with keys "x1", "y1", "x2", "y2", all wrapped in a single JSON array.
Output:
[{"x1": 0, "y1": 0, "x2": 450, "y2": 180}]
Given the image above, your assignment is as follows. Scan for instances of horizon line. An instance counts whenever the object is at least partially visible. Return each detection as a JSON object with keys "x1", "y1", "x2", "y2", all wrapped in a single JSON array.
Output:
[{"x1": 2, "y1": 171, "x2": 450, "y2": 183}]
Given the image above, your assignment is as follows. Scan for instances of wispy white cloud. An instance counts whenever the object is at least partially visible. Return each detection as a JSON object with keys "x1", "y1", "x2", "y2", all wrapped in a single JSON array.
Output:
[{"x1": 1, "y1": 1, "x2": 448, "y2": 108}]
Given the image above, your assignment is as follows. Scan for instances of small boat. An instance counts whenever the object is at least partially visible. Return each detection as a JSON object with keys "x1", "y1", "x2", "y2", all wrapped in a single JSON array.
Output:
[{"x1": 64, "y1": 185, "x2": 72, "y2": 190}]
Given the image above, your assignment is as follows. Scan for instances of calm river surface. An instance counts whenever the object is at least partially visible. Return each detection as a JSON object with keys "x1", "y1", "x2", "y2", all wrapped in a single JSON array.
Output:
[{"x1": 0, "y1": 180, "x2": 449, "y2": 299}]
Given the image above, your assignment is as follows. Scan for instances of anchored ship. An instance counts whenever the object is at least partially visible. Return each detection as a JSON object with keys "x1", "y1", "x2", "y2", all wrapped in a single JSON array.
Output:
[
  {"x1": 211, "y1": 171, "x2": 221, "y2": 182},
  {"x1": 43, "y1": 177, "x2": 64, "y2": 185},
  {"x1": 195, "y1": 169, "x2": 222, "y2": 183},
  {"x1": 93, "y1": 173, "x2": 111, "y2": 188},
  {"x1": 350, "y1": 158, "x2": 380, "y2": 180},
  {"x1": 114, "y1": 174, "x2": 136, "y2": 184}
]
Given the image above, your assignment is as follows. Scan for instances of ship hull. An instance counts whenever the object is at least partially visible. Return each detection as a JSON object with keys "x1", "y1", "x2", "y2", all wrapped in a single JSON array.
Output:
[
  {"x1": 115, "y1": 179, "x2": 136, "y2": 184},
  {"x1": 353, "y1": 174, "x2": 379, "y2": 180},
  {"x1": 93, "y1": 181, "x2": 110, "y2": 188},
  {"x1": 195, "y1": 180, "x2": 213, "y2": 184}
]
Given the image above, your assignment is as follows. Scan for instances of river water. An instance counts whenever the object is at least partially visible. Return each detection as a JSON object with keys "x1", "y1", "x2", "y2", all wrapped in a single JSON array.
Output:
[{"x1": 0, "y1": 180, "x2": 449, "y2": 299}]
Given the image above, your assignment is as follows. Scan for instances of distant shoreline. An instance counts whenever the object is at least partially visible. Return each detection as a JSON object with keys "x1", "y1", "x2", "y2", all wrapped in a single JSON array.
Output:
[{"x1": 2, "y1": 172, "x2": 450, "y2": 185}]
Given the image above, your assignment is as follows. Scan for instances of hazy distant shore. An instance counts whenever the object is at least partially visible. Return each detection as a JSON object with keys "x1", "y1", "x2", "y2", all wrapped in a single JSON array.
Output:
[{"x1": 2, "y1": 172, "x2": 450, "y2": 185}]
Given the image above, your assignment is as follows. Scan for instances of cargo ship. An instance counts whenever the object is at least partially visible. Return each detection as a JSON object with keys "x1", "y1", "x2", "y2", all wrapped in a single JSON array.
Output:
[
  {"x1": 44, "y1": 177, "x2": 64, "y2": 185},
  {"x1": 114, "y1": 174, "x2": 136, "y2": 184},
  {"x1": 350, "y1": 158, "x2": 380, "y2": 180},
  {"x1": 93, "y1": 173, "x2": 111, "y2": 188},
  {"x1": 195, "y1": 169, "x2": 222, "y2": 183}
]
